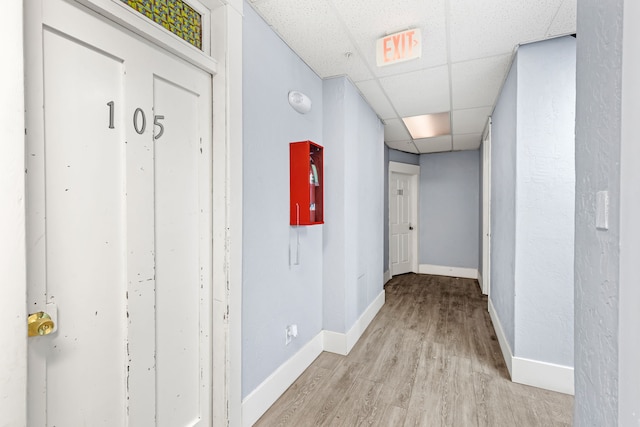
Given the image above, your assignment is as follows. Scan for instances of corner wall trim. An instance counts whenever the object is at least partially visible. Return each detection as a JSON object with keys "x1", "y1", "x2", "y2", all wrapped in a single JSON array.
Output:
[
  {"x1": 418, "y1": 264, "x2": 479, "y2": 280},
  {"x1": 324, "y1": 290, "x2": 385, "y2": 356},
  {"x1": 383, "y1": 270, "x2": 391, "y2": 284},
  {"x1": 488, "y1": 299, "x2": 574, "y2": 395},
  {"x1": 241, "y1": 333, "x2": 324, "y2": 427}
]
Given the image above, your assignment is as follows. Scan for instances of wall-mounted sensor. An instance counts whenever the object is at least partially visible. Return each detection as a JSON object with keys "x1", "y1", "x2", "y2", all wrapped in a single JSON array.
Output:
[{"x1": 288, "y1": 91, "x2": 312, "y2": 114}]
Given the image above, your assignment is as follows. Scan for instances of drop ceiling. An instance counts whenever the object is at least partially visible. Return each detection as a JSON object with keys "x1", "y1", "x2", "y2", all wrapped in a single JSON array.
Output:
[{"x1": 248, "y1": 0, "x2": 576, "y2": 154}]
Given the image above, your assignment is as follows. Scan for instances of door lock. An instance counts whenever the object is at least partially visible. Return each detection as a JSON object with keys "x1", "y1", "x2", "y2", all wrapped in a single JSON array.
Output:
[{"x1": 28, "y1": 311, "x2": 55, "y2": 337}]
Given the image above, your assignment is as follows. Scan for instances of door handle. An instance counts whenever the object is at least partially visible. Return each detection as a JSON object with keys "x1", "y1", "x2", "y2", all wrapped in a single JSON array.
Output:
[{"x1": 28, "y1": 311, "x2": 55, "y2": 337}]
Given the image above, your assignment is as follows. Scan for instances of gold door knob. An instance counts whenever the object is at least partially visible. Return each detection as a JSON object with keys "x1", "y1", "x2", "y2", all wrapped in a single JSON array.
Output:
[{"x1": 28, "y1": 311, "x2": 55, "y2": 337}]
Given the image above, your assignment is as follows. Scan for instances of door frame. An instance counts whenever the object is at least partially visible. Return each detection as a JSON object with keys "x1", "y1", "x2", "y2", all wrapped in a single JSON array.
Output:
[
  {"x1": 14, "y1": 0, "x2": 244, "y2": 424},
  {"x1": 481, "y1": 118, "x2": 492, "y2": 296},
  {"x1": 388, "y1": 161, "x2": 420, "y2": 277}
]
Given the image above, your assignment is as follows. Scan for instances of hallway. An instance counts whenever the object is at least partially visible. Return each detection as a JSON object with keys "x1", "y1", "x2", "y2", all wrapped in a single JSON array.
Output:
[{"x1": 255, "y1": 274, "x2": 573, "y2": 426}]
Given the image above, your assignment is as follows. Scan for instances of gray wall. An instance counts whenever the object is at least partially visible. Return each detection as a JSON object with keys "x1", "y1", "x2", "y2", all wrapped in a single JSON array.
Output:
[
  {"x1": 323, "y1": 77, "x2": 384, "y2": 333},
  {"x1": 574, "y1": 1, "x2": 623, "y2": 424},
  {"x1": 383, "y1": 148, "x2": 419, "y2": 275},
  {"x1": 490, "y1": 56, "x2": 518, "y2": 351},
  {"x1": 514, "y1": 37, "x2": 575, "y2": 366},
  {"x1": 242, "y1": 4, "x2": 324, "y2": 398},
  {"x1": 418, "y1": 150, "x2": 480, "y2": 269}
]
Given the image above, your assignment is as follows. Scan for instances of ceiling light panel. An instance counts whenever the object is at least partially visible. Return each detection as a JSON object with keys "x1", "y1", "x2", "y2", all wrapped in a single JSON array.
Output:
[
  {"x1": 451, "y1": 54, "x2": 511, "y2": 110},
  {"x1": 379, "y1": 65, "x2": 450, "y2": 117},
  {"x1": 448, "y1": 0, "x2": 565, "y2": 62},
  {"x1": 402, "y1": 112, "x2": 450, "y2": 139},
  {"x1": 414, "y1": 135, "x2": 452, "y2": 154}
]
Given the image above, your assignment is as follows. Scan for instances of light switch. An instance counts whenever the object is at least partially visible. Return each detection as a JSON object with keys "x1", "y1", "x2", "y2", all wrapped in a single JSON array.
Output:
[{"x1": 596, "y1": 191, "x2": 609, "y2": 231}]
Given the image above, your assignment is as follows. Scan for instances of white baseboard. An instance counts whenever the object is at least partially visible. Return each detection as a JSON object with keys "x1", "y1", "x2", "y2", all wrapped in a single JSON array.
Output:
[
  {"x1": 512, "y1": 356, "x2": 574, "y2": 395},
  {"x1": 241, "y1": 290, "x2": 386, "y2": 425},
  {"x1": 487, "y1": 299, "x2": 574, "y2": 395},
  {"x1": 241, "y1": 333, "x2": 324, "y2": 427},
  {"x1": 488, "y1": 298, "x2": 513, "y2": 376},
  {"x1": 383, "y1": 269, "x2": 391, "y2": 284},
  {"x1": 477, "y1": 271, "x2": 484, "y2": 292},
  {"x1": 323, "y1": 290, "x2": 385, "y2": 356},
  {"x1": 418, "y1": 264, "x2": 479, "y2": 280}
]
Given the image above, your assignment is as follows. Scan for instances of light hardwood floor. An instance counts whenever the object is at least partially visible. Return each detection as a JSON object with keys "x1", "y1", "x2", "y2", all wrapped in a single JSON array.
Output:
[{"x1": 254, "y1": 273, "x2": 573, "y2": 426}]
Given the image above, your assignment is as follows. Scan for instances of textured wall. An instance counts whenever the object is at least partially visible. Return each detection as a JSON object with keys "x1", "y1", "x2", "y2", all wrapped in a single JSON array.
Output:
[
  {"x1": 242, "y1": 4, "x2": 324, "y2": 398},
  {"x1": 514, "y1": 37, "x2": 575, "y2": 366},
  {"x1": 574, "y1": 0, "x2": 623, "y2": 424},
  {"x1": 323, "y1": 77, "x2": 384, "y2": 332},
  {"x1": 418, "y1": 150, "x2": 480, "y2": 269},
  {"x1": 490, "y1": 56, "x2": 518, "y2": 351},
  {"x1": 619, "y1": 1, "x2": 640, "y2": 423}
]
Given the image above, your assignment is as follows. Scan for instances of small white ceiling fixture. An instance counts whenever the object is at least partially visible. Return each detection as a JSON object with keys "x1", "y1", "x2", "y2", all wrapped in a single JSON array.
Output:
[{"x1": 402, "y1": 112, "x2": 451, "y2": 139}]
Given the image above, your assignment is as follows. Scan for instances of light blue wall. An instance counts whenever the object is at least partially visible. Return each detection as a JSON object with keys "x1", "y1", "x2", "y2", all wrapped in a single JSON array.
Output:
[
  {"x1": 323, "y1": 77, "x2": 384, "y2": 332},
  {"x1": 491, "y1": 37, "x2": 576, "y2": 365},
  {"x1": 389, "y1": 149, "x2": 419, "y2": 165},
  {"x1": 418, "y1": 150, "x2": 480, "y2": 269},
  {"x1": 383, "y1": 148, "x2": 419, "y2": 275},
  {"x1": 514, "y1": 37, "x2": 575, "y2": 366},
  {"x1": 242, "y1": 4, "x2": 324, "y2": 398},
  {"x1": 575, "y1": 1, "x2": 623, "y2": 423},
  {"x1": 490, "y1": 56, "x2": 518, "y2": 351}
]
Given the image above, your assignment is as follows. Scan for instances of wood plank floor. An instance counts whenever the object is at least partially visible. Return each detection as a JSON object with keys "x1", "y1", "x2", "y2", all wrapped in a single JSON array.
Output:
[{"x1": 254, "y1": 273, "x2": 574, "y2": 426}]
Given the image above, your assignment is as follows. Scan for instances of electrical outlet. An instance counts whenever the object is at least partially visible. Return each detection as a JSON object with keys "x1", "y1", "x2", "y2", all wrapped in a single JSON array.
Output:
[{"x1": 285, "y1": 324, "x2": 298, "y2": 345}]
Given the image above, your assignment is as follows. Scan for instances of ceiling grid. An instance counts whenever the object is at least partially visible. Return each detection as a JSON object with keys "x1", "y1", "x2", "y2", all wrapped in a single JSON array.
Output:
[{"x1": 249, "y1": 0, "x2": 576, "y2": 154}]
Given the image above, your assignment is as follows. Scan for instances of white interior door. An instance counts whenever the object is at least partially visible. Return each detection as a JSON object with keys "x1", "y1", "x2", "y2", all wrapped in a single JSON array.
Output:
[
  {"x1": 26, "y1": 1, "x2": 212, "y2": 425},
  {"x1": 390, "y1": 170, "x2": 415, "y2": 275},
  {"x1": 481, "y1": 120, "x2": 492, "y2": 295}
]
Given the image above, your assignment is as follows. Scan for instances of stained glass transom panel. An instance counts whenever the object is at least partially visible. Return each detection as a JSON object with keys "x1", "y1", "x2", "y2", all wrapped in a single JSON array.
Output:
[{"x1": 121, "y1": 0, "x2": 202, "y2": 50}]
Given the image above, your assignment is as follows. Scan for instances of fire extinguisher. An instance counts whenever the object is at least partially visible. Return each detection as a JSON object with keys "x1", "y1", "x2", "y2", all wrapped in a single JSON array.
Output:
[{"x1": 309, "y1": 157, "x2": 319, "y2": 222}]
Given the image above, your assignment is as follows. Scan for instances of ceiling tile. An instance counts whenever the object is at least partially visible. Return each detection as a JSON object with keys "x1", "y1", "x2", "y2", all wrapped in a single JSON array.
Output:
[
  {"x1": 453, "y1": 133, "x2": 482, "y2": 151},
  {"x1": 451, "y1": 107, "x2": 492, "y2": 135},
  {"x1": 449, "y1": 0, "x2": 565, "y2": 62},
  {"x1": 331, "y1": 0, "x2": 448, "y2": 78},
  {"x1": 379, "y1": 65, "x2": 450, "y2": 117},
  {"x1": 251, "y1": 0, "x2": 373, "y2": 81},
  {"x1": 384, "y1": 118, "x2": 411, "y2": 142},
  {"x1": 414, "y1": 135, "x2": 452, "y2": 153},
  {"x1": 385, "y1": 140, "x2": 419, "y2": 154},
  {"x1": 356, "y1": 80, "x2": 397, "y2": 119},
  {"x1": 547, "y1": 0, "x2": 577, "y2": 37},
  {"x1": 451, "y1": 54, "x2": 511, "y2": 110}
]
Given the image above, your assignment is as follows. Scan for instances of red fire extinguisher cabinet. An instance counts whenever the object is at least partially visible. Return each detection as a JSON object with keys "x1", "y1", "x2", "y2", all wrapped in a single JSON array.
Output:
[{"x1": 290, "y1": 141, "x2": 324, "y2": 225}]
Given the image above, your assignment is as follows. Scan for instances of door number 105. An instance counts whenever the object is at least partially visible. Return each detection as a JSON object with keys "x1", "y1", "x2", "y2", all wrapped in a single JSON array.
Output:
[{"x1": 107, "y1": 101, "x2": 165, "y2": 140}]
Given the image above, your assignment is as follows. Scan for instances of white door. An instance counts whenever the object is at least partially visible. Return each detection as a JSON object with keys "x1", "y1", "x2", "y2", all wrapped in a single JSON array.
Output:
[
  {"x1": 481, "y1": 120, "x2": 492, "y2": 295},
  {"x1": 26, "y1": 1, "x2": 213, "y2": 425},
  {"x1": 390, "y1": 171, "x2": 415, "y2": 275}
]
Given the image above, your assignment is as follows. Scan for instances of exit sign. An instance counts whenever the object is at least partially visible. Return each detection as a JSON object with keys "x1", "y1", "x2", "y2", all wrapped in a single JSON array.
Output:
[{"x1": 376, "y1": 29, "x2": 422, "y2": 67}]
